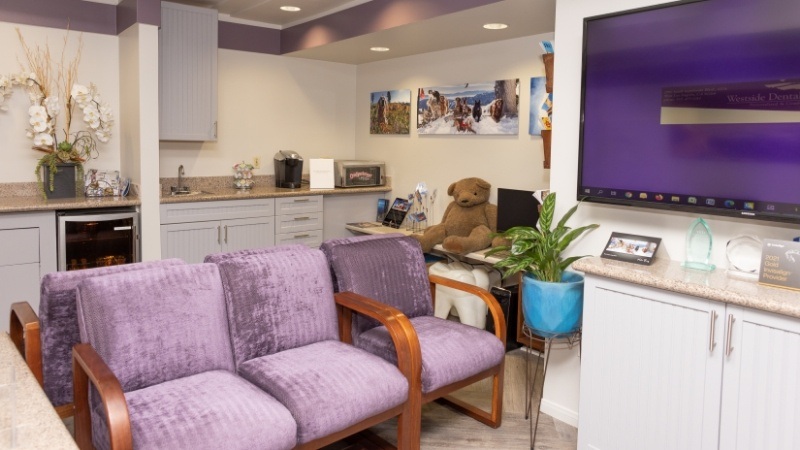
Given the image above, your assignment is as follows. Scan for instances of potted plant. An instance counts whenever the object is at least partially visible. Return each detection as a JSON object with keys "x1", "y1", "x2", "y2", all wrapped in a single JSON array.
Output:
[
  {"x1": 1, "y1": 29, "x2": 113, "y2": 199},
  {"x1": 487, "y1": 192, "x2": 598, "y2": 336}
]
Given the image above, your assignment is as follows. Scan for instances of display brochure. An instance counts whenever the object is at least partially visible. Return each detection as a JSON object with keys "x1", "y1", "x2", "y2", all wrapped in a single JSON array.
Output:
[
  {"x1": 382, "y1": 198, "x2": 410, "y2": 228},
  {"x1": 758, "y1": 239, "x2": 800, "y2": 291},
  {"x1": 601, "y1": 232, "x2": 661, "y2": 265}
]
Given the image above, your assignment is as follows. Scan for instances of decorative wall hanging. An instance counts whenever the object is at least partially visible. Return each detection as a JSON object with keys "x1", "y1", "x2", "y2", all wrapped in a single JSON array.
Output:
[
  {"x1": 417, "y1": 80, "x2": 519, "y2": 135},
  {"x1": 370, "y1": 89, "x2": 411, "y2": 134},
  {"x1": 529, "y1": 77, "x2": 552, "y2": 136}
]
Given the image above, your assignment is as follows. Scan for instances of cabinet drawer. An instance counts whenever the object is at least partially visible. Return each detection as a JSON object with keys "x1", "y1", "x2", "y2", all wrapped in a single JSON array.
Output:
[
  {"x1": 160, "y1": 199, "x2": 275, "y2": 224},
  {"x1": 0, "y1": 228, "x2": 39, "y2": 266},
  {"x1": 275, "y1": 230, "x2": 323, "y2": 248},
  {"x1": 276, "y1": 212, "x2": 323, "y2": 234},
  {"x1": 275, "y1": 196, "x2": 323, "y2": 215}
]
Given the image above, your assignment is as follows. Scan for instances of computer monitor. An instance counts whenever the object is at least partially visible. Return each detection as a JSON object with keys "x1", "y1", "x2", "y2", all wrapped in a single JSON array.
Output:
[{"x1": 496, "y1": 188, "x2": 540, "y2": 232}]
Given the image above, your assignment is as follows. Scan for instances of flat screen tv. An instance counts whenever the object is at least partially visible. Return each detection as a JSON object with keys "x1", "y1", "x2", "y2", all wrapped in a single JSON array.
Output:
[{"x1": 578, "y1": 0, "x2": 800, "y2": 223}]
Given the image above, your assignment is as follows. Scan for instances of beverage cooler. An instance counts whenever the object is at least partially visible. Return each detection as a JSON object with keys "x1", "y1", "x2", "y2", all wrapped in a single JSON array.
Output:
[{"x1": 58, "y1": 209, "x2": 140, "y2": 271}]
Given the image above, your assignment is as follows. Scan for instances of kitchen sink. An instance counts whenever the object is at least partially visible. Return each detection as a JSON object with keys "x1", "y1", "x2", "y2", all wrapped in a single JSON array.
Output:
[{"x1": 169, "y1": 189, "x2": 213, "y2": 197}]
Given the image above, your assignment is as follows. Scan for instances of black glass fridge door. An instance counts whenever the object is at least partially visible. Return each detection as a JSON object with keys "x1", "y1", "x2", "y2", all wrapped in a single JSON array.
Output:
[{"x1": 64, "y1": 217, "x2": 135, "y2": 270}]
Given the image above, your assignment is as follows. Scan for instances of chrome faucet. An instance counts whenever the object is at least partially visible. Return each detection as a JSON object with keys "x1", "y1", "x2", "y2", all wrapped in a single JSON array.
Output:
[{"x1": 177, "y1": 165, "x2": 185, "y2": 190}]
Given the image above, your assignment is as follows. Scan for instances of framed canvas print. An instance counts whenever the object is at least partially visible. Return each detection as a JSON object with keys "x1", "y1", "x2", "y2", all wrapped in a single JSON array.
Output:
[
  {"x1": 601, "y1": 232, "x2": 662, "y2": 265},
  {"x1": 529, "y1": 77, "x2": 552, "y2": 135},
  {"x1": 370, "y1": 89, "x2": 411, "y2": 134},
  {"x1": 417, "y1": 79, "x2": 519, "y2": 135}
]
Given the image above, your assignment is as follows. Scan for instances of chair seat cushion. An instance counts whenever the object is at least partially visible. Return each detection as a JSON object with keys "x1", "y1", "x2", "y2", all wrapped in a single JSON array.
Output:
[
  {"x1": 123, "y1": 370, "x2": 297, "y2": 450},
  {"x1": 238, "y1": 340, "x2": 408, "y2": 444},
  {"x1": 356, "y1": 315, "x2": 505, "y2": 393}
]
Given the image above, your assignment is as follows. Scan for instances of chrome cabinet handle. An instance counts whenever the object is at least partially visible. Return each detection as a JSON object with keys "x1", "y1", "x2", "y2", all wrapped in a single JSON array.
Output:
[
  {"x1": 224, "y1": 225, "x2": 228, "y2": 243},
  {"x1": 293, "y1": 216, "x2": 310, "y2": 221},
  {"x1": 725, "y1": 314, "x2": 736, "y2": 357},
  {"x1": 293, "y1": 198, "x2": 310, "y2": 203},
  {"x1": 217, "y1": 226, "x2": 221, "y2": 245},
  {"x1": 709, "y1": 310, "x2": 718, "y2": 353},
  {"x1": 294, "y1": 234, "x2": 310, "y2": 239}
]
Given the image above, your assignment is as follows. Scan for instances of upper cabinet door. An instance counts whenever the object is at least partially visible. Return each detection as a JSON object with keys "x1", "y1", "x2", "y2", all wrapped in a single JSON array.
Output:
[{"x1": 159, "y1": 2, "x2": 218, "y2": 141}]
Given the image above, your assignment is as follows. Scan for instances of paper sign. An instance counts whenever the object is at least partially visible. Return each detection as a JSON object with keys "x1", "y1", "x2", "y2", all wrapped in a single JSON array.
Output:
[
  {"x1": 309, "y1": 159, "x2": 334, "y2": 189},
  {"x1": 758, "y1": 239, "x2": 800, "y2": 291}
]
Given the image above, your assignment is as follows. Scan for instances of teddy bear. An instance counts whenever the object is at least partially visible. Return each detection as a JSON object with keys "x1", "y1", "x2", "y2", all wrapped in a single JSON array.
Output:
[{"x1": 414, "y1": 177, "x2": 498, "y2": 254}]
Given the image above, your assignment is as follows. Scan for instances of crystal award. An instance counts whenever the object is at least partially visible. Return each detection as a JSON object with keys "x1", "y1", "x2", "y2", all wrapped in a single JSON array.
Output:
[{"x1": 683, "y1": 217, "x2": 716, "y2": 271}]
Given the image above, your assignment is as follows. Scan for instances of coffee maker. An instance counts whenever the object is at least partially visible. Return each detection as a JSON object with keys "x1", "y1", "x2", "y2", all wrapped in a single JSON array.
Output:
[{"x1": 274, "y1": 150, "x2": 304, "y2": 188}]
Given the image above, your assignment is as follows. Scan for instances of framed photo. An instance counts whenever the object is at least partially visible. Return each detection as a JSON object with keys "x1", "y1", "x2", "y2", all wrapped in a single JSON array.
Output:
[
  {"x1": 416, "y1": 79, "x2": 519, "y2": 135},
  {"x1": 601, "y1": 232, "x2": 662, "y2": 265},
  {"x1": 370, "y1": 89, "x2": 411, "y2": 135}
]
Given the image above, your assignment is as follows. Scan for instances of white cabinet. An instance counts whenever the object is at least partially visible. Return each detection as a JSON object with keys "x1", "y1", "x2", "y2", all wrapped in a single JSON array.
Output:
[
  {"x1": 719, "y1": 305, "x2": 800, "y2": 450},
  {"x1": 159, "y1": 1, "x2": 218, "y2": 141},
  {"x1": 578, "y1": 275, "x2": 800, "y2": 450},
  {"x1": 160, "y1": 199, "x2": 274, "y2": 263},
  {"x1": 275, "y1": 196, "x2": 324, "y2": 248},
  {"x1": 0, "y1": 212, "x2": 57, "y2": 333}
]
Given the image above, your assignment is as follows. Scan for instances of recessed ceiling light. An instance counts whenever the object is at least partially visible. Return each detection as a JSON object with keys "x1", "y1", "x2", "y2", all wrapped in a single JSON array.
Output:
[
  {"x1": 280, "y1": 6, "x2": 301, "y2": 12},
  {"x1": 370, "y1": 47, "x2": 390, "y2": 52},
  {"x1": 483, "y1": 23, "x2": 509, "y2": 30}
]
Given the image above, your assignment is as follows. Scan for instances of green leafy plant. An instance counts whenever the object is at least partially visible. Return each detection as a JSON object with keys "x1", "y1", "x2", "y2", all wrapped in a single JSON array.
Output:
[{"x1": 486, "y1": 192, "x2": 599, "y2": 282}]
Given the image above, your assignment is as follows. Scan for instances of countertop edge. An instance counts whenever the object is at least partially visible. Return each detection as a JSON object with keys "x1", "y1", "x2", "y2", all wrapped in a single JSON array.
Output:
[
  {"x1": 159, "y1": 185, "x2": 392, "y2": 204},
  {"x1": 573, "y1": 256, "x2": 800, "y2": 320}
]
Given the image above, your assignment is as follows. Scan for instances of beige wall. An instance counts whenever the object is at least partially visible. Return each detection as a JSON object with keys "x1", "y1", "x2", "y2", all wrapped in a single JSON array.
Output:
[
  {"x1": 0, "y1": 22, "x2": 121, "y2": 183},
  {"x1": 158, "y1": 49, "x2": 358, "y2": 179},
  {"x1": 354, "y1": 34, "x2": 554, "y2": 223}
]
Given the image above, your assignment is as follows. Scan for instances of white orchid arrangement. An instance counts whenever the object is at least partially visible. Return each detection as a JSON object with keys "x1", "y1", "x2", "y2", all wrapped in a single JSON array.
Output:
[{"x1": 1, "y1": 29, "x2": 114, "y2": 197}]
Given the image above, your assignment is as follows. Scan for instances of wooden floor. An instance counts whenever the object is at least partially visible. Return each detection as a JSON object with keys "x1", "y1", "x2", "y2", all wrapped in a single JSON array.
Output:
[
  {"x1": 327, "y1": 348, "x2": 578, "y2": 450},
  {"x1": 64, "y1": 349, "x2": 577, "y2": 450}
]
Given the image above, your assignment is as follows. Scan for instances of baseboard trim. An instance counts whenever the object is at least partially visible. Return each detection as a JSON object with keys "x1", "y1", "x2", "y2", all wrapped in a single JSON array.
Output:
[{"x1": 539, "y1": 398, "x2": 578, "y2": 427}]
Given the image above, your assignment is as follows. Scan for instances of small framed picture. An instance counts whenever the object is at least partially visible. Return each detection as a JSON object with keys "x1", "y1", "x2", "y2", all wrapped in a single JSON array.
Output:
[{"x1": 601, "y1": 232, "x2": 662, "y2": 265}]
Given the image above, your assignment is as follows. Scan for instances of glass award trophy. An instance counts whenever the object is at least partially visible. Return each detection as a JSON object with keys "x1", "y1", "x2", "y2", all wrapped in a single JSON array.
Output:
[{"x1": 683, "y1": 217, "x2": 716, "y2": 271}]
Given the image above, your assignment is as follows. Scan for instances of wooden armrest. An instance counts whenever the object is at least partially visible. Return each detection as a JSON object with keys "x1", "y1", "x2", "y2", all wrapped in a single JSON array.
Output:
[
  {"x1": 428, "y1": 274, "x2": 507, "y2": 344},
  {"x1": 334, "y1": 291, "x2": 422, "y2": 386},
  {"x1": 9, "y1": 302, "x2": 43, "y2": 386},
  {"x1": 72, "y1": 343, "x2": 132, "y2": 450}
]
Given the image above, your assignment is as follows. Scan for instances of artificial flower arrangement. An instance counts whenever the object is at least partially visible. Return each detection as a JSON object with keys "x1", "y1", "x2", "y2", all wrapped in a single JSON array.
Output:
[
  {"x1": 233, "y1": 161, "x2": 255, "y2": 189},
  {"x1": 0, "y1": 29, "x2": 113, "y2": 198}
]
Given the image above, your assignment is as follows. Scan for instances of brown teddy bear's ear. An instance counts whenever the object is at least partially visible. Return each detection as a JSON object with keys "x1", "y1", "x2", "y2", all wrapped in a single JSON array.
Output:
[
  {"x1": 447, "y1": 181, "x2": 457, "y2": 196},
  {"x1": 475, "y1": 178, "x2": 491, "y2": 190}
]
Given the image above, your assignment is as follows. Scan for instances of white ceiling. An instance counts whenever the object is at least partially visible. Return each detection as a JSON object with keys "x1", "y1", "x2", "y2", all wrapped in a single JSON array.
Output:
[{"x1": 82, "y1": 0, "x2": 556, "y2": 64}]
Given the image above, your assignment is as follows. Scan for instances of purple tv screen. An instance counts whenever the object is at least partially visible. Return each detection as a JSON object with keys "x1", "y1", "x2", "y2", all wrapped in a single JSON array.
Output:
[{"x1": 579, "y1": 0, "x2": 800, "y2": 222}]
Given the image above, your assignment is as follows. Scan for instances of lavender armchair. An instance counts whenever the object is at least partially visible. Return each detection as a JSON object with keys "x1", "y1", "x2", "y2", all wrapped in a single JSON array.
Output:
[
  {"x1": 8, "y1": 259, "x2": 184, "y2": 418},
  {"x1": 214, "y1": 249, "x2": 422, "y2": 449},
  {"x1": 321, "y1": 234, "x2": 506, "y2": 428},
  {"x1": 72, "y1": 263, "x2": 297, "y2": 450}
]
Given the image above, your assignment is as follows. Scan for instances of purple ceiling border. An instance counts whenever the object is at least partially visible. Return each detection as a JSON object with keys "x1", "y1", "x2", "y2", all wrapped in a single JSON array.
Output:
[
  {"x1": 280, "y1": 0, "x2": 505, "y2": 54},
  {"x1": 219, "y1": 21, "x2": 280, "y2": 55},
  {"x1": 118, "y1": 0, "x2": 160, "y2": 34},
  {"x1": 0, "y1": 0, "x2": 116, "y2": 35}
]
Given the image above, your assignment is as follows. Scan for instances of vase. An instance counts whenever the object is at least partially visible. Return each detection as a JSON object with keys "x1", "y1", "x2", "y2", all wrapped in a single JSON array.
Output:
[
  {"x1": 42, "y1": 163, "x2": 80, "y2": 199},
  {"x1": 521, "y1": 271, "x2": 584, "y2": 337}
]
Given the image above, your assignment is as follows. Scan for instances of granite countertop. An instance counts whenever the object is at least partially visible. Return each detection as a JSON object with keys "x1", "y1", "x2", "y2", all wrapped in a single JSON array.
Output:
[
  {"x1": 573, "y1": 256, "x2": 800, "y2": 319},
  {"x1": 159, "y1": 183, "x2": 392, "y2": 204},
  {"x1": 1, "y1": 334, "x2": 77, "y2": 449},
  {"x1": 0, "y1": 176, "x2": 391, "y2": 213}
]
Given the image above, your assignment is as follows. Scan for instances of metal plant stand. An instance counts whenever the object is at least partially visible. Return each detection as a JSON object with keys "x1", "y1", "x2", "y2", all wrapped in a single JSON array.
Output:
[{"x1": 523, "y1": 324, "x2": 581, "y2": 450}]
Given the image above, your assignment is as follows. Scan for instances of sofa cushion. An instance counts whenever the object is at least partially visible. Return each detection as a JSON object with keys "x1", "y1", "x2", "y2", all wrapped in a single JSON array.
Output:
[
  {"x1": 91, "y1": 370, "x2": 297, "y2": 450},
  {"x1": 216, "y1": 249, "x2": 338, "y2": 367},
  {"x1": 38, "y1": 259, "x2": 184, "y2": 406},
  {"x1": 320, "y1": 235, "x2": 434, "y2": 336},
  {"x1": 76, "y1": 264, "x2": 234, "y2": 392},
  {"x1": 238, "y1": 340, "x2": 408, "y2": 444},
  {"x1": 356, "y1": 315, "x2": 505, "y2": 393},
  {"x1": 203, "y1": 243, "x2": 308, "y2": 264}
]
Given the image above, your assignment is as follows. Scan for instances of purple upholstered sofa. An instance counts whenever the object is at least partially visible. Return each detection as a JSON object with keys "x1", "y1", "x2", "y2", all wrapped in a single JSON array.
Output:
[
  {"x1": 72, "y1": 248, "x2": 421, "y2": 450},
  {"x1": 9, "y1": 259, "x2": 185, "y2": 418}
]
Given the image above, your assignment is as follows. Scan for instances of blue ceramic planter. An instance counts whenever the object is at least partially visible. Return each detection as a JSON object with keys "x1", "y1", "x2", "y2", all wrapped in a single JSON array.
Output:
[{"x1": 521, "y1": 271, "x2": 584, "y2": 337}]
